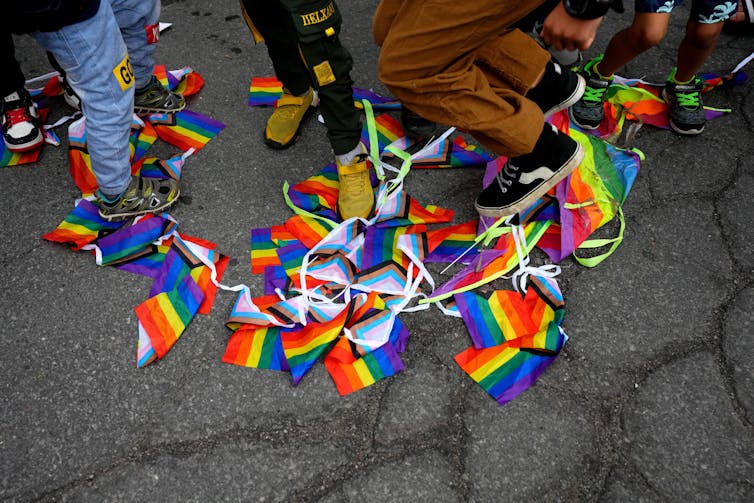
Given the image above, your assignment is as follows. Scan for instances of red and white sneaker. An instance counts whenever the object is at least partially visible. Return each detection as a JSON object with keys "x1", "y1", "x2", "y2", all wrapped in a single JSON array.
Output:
[{"x1": 2, "y1": 89, "x2": 43, "y2": 153}]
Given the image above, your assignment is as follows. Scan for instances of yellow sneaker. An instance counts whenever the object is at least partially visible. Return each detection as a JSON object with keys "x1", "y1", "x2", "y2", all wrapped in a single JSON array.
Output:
[
  {"x1": 265, "y1": 88, "x2": 317, "y2": 149},
  {"x1": 337, "y1": 152, "x2": 374, "y2": 220}
]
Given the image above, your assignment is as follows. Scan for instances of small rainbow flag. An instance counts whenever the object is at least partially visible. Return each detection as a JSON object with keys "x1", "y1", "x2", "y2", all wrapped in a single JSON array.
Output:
[
  {"x1": 222, "y1": 325, "x2": 290, "y2": 371},
  {"x1": 280, "y1": 307, "x2": 348, "y2": 384},
  {"x1": 324, "y1": 336, "x2": 404, "y2": 395},
  {"x1": 248, "y1": 77, "x2": 284, "y2": 106},
  {"x1": 135, "y1": 274, "x2": 205, "y2": 366},
  {"x1": 148, "y1": 109, "x2": 225, "y2": 152},
  {"x1": 42, "y1": 199, "x2": 124, "y2": 250}
]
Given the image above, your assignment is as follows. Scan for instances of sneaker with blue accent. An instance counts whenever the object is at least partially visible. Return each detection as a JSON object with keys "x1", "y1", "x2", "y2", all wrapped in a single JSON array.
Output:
[
  {"x1": 569, "y1": 55, "x2": 613, "y2": 130},
  {"x1": 662, "y1": 71, "x2": 705, "y2": 135}
]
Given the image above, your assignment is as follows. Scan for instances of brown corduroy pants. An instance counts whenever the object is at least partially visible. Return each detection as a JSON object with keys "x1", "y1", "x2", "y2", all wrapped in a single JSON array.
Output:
[{"x1": 374, "y1": 0, "x2": 552, "y2": 157}]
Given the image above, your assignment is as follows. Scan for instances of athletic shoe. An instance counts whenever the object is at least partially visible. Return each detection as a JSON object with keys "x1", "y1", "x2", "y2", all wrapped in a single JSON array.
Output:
[
  {"x1": 133, "y1": 76, "x2": 186, "y2": 115},
  {"x1": 569, "y1": 55, "x2": 613, "y2": 130},
  {"x1": 662, "y1": 71, "x2": 705, "y2": 135},
  {"x1": 1, "y1": 89, "x2": 43, "y2": 153},
  {"x1": 475, "y1": 123, "x2": 583, "y2": 218},
  {"x1": 265, "y1": 87, "x2": 318, "y2": 149},
  {"x1": 526, "y1": 60, "x2": 585, "y2": 117},
  {"x1": 98, "y1": 176, "x2": 180, "y2": 221},
  {"x1": 337, "y1": 147, "x2": 374, "y2": 220},
  {"x1": 58, "y1": 74, "x2": 81, "y2": 110},
  {"x1": 400, "y1": 106, "x2": 437, "y2": 140}
]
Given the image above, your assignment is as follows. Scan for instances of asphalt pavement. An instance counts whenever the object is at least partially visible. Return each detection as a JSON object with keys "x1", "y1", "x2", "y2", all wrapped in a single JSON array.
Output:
[{"x1": 1, "y1": 0, "x2": 753, "y2": 501}]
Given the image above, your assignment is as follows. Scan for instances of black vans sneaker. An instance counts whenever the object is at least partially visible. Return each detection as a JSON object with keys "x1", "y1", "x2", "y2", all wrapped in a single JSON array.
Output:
[
  {"x1": 475, "y1": 123, "x2": 583, "y2": 218},
  {"x1": 526, "y1": 60, "x2": 586, "y2": 118},
  {"x1": 400, "y1": 106, "x2": 437, "y2": 140}
]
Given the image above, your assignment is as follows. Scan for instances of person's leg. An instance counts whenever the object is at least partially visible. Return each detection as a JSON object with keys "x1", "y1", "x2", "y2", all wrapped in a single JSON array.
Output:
[
  {"x1": 109, "y1": 0, "x2": 184, "y2": 114},
  {"x1": 31, "y1": 0, "x2": 133, "y2": 196},
  {"x1": 241, "y1": 0, "x2": 318, "y2": 149},
  {"x1": 279, "y1": 0, "x2": 361, "y2": 157},
  {"x1": 675, "y1": 19, "x2": 725, "y2": 82},
  {"x1": 1, "y1": 31, "x2": 43, "y2": 152},
  {"x1": 598, "y1": 12, "x2": 671, "y2": 77},
  {"x1": 662, "y1": 0, "x2": 736, "y2": 134},
  {"x1": 377, "y1": 0, "x2": 550, "y2": 158},
  {"x1": 0, "y1": 32, "x2": 26, "y2": 97},
  {"x1": 571, "y1": 6, "x2": 671, "y2": 130}
]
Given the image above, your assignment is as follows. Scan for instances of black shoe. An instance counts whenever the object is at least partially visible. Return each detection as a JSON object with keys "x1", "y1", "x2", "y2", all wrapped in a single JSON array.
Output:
[
  {"x1": 526, "y1": 60, "x2": 585, "y2": 118},
  {"x1": 662, "y1": 73, "x2": 705, "y2": 135},
  {"x1": 475, "y1": 123, "x2": 583, "y2": 218},
  {"x1": 400, "y1": 106, "x2": 437, "y2": 140}
]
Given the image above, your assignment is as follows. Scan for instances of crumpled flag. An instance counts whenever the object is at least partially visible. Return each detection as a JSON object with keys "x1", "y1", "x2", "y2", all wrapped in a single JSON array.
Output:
[
  {"x1": 222, "y1": 325, "x2": 291, "y2": 370},
  {"x1": 454, "y1": 275, "x2": 566, "y2": 406},
  {"x1": 423, "y1": 220, "x2": 480, "y2": 264},
  {"x1": 42, "y1": 198, "x2": 124, "y2": 250},
  {"x1": 130, "y1": 116, "x2": 158, "y2": 164},
  {"x1": 250, "y1": 225, "x2": 297, "y2": 274},
  {"x1": 535, "y1": 118, "x2": 640, "y2": 263},
  {"x1": 147, "y1": 109, "x2": 225, "y2": 152},
  {"x1": 94, "y1": 213, "x2": 176, "y2": 267},
  {"x1": 135, "y1": 273, "x2": 205, "y2": 368},
  {"x1": 426, "y1": 219, "x2": 551, "y2": 303},
  {"x1": 324, "y1": 314, "x2": 409, "y2": 396},
  {"x1": 153, "y1": 65, "x2": 205, "y2": 97}
]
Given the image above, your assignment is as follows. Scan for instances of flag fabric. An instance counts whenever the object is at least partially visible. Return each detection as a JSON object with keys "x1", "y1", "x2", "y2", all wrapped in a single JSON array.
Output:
[{"x1": 148, "y1": 109, "x2": 226, "y2": 152}]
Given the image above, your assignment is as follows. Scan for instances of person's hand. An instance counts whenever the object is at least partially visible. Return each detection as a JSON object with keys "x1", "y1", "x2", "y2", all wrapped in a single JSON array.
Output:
[{"x1": 540, "y1": 1, "x2": 604, "y2": 51}]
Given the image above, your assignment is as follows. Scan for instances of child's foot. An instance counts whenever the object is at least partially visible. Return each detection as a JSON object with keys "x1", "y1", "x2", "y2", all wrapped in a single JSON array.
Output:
[
  {"x1": 475, "y1": 123, "x2": 583, "y2": 218},
  {"x1": 1, "y1": 89, "x2": 43, "y2": 153},
  {"x1": 98, "y1": 176, "x2": 180, "y2": 221},
  {"x1": 134, "y1": 76, "x2": 186, "y2": 115},
  {"x1": 662, "y1": 72, "x2": 705, "y2": 135},
  {"x1": 569, "y1": 55, "x2": 613, "y2": 130},
  {"x1": 526, "y1": 60, "x2": 586, "y2": 118},
  {"x1": 265, "y1": 87, "x2": 318, "y2": 149},
  {"x1": 336, "y1": 144, "x2": 374, "y2": 220}
]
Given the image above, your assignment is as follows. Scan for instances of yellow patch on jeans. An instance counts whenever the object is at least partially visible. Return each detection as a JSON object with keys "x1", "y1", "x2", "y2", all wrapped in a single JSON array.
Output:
[
  {"x1": 112, "y1": 53, "x2": 135, "y2": 91},
  {"x1": 313, "y1": 60, "x2": 336, "y2": 86}
]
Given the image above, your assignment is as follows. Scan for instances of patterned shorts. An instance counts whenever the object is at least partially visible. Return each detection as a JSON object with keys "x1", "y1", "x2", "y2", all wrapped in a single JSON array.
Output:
[{"x1": 635, "y1": 0, "x2": 739, "y2": 23}]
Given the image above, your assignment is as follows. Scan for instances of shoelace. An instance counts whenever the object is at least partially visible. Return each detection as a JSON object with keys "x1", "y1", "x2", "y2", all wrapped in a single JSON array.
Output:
[
  {"x1": 3, "y1": 106, "x2": 35, "y2": 127},
  {"x1": 341, "y1": 171, "x2": 367, "y2": 196},
  {"x1": 495, "y1": 162, "x2": 520, "y2": 193},
  {"x1": 581, "y1": 84, "x2": 608, "y2": 104},
  {"x1": 673, "y1": 89, "x2": 701, "y2": 109}
]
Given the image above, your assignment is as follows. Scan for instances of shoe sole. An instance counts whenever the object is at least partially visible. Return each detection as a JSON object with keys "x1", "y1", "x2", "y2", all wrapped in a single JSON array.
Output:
[
  {"x1": 98, "y1": 189, "x2": 181, "y2": 222},
  {"x1": 475, "y1": 141, "x2": 584, "y2": 218},
  {"x1": 543, "y1": 74, "x2": 586, "y2": 118},
  {"x1": 264, "y1": 105, "x2": 316, "y2": 150},
  {"x1": 4, "y1": 130, "x2": 44, "y2": 153},
  {"x1": 134, "y1": 103, "x2": 186, "y2": 116}
]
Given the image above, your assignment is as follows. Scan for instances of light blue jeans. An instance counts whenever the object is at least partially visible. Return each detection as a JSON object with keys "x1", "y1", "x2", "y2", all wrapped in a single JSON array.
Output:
[{"x1": 31, "y1": 0, "x2": 160, "y2": 197}]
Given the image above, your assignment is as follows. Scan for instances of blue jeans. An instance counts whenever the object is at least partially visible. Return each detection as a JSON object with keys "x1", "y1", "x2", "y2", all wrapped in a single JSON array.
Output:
[
  {"x1": 111, "y1": 0, "x2": 161, "y2": 88},
  {"x1": 31, "y1": 0, "x2": 161, "y2": 196}
]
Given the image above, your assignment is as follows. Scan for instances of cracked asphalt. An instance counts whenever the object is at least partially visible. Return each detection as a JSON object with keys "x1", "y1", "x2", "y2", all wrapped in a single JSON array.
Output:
[{"x1": 1, "y1": 0, "x2": 753, "y2": 501}]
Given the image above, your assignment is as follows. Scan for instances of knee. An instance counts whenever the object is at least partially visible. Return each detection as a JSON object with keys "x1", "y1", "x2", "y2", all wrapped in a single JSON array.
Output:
[
  {"x1": 684, "y1": 22, "x2": 722, "y2": 50},
  {"x1": 627, "y1": 23, "x2": 666, "y2": 51}
]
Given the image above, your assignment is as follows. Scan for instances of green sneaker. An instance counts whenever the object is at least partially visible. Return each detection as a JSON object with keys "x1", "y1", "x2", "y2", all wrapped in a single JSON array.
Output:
[
  {"x1": 265, "y1": 87, "x2": 317, "y2": 149},
  {"x1": 98, "y1": 176, "x2": 180, "y2": 221},
  {"x1": 336, "y1": 146, "x2": 374, "y2": 220},
  {"x1": 662, "y1": 70, "x2": 705, "y2": 135},
  {"x1": 569, "y1": 55, "x2": 613, "y2": 130},
  {"x1": 134, "y1": 76, "x2": 186, "y2": 115}
]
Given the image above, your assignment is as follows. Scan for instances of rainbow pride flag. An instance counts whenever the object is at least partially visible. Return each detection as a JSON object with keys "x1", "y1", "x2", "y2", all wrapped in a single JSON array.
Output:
[
  {"x1": 223, "y1": 325, "x2": 290, "y2": 371},
  {"x1": 42, "y1": 199, "x2": 124, "y2": 250},
  {"x1": 148, "y1": 109, "x2": 225, "y2": 152}
]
